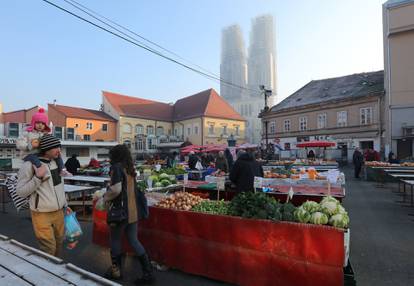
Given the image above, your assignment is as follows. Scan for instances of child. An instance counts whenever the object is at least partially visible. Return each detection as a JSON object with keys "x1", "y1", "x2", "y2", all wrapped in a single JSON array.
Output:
[{"x1": 16, "y1": 107, "x2": 71, "y2": 177}]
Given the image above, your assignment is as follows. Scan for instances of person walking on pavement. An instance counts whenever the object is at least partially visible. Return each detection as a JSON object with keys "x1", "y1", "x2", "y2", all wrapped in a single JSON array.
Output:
[
  {"x1": 16, "y1": 134, "x2": 67, "y2": 257},
  {"x1": 65, "y1": 154, "x2": 81, "y2": 175},
  {"x1": 353, "y1": 147, "x2": 364, "y2": 179},
  {"x1": 104, "y1": 144, "x2": 154, "y2": 284}
]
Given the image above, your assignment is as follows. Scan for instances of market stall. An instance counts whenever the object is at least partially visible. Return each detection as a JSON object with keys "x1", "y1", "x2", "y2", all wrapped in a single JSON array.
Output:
[{"x1": 93, "y1": 200, "x2": 348, "y2": 286}]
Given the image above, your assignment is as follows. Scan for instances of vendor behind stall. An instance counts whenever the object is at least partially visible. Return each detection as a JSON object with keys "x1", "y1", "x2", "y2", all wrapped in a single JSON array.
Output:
[
  {"x1": 230, "y1": 151, "x2": 264, "y2": 192},
  {"x1": 88, "y1": 157, "x2": 101, "y2": 169},
  {"x1": 215, "y1": 151, "x2": 229, "y2": 173}
]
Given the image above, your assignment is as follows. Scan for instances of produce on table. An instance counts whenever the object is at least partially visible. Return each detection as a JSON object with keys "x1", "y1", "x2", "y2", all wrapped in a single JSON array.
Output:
[
  {"x1": 301, "y1": 201, "x2": 320, "y2": 213},
  {"x1": 149, "y1": 175, "x2": 159, "y2": 183},
  {"x1": 329, "y1": 213, "x2": 349, "y2": 228},
  {"x1": 320, "y1": 196, "x2": 341, "y2": 216},
  {"x1": 156, "y1": 192, "x2": 204, "y2": 211},
  {"x1": 228, "y1": 192, "x2": 282, "y2": 220},
  {"x1": 295, "y1": 196, "x2": 349, "y2": 229},
  {"x1": 293, "y1": 207, "x2": 311, "y2": 223},
  {"x1": 192, "y1": 200, "x2": 230, "y2": 215},
  {"x1": 211, "y1": 170, "x2": 227, "y2": 177},
  {"x1": 310, "y1": 212, "x2": 329, "y2": 225},
  {"x1": 280, "y1": 202, "x2": 296, "y2": 221}
]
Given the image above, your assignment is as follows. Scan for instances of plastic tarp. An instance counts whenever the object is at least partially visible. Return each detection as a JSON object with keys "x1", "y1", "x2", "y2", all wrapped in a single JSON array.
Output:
[{"x1": 93, "y1": 207, "x2": 344, "y2": 286}]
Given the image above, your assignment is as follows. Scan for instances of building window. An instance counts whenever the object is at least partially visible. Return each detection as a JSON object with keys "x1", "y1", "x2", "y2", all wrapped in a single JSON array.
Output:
[
  {"x1": 147, "y1": 125, "x2": 154, "y2": 135},
  {"x1": 269, "y1": 121, "x2": 276, "y2": 134},
  {"x1": 222, "y1": 125, "x2": 228, "y2": 135},
  {"x1": 102, "y1": 124, "x2": 108, "y2": 132},
  {"x1": 86, "y1": 122, "x2": 93, "y2": 130},
  {"x1": 54, "y1": 127, "x2": 63, "y2": 139},
  {"x1": 83, "y1": 134, "x2": 91, "y2": 141},
  {"x1": 360, "y1": 107, "x2": 372, "y2": 125},
  {"x1": 135, "y1": 137, "x2": 145, "y2": 150},
  {"x1": 337, "y1": 111, "x2": 347, "y2": 127},
  {"x1": 8, "y1": 123, "x2": 19, "y2": 137},
  {"x1": 317, "y1": 113, "x2": 327, "y2": 129},
  {"x1": 248, "y1": 105, "x2": 252, "y2": 116},
  {"x1": 123, "y1": 123, "x2": 132, "y2": 133},
  {"x1": 156, "y1": 126, "x2": 164, "y2": 136},
  {"x1": 124, "y1": 139, "x2": 131, "y2": 149},
  {"x1": 66, "y1": 128, "x2": 74, "y2": 140},
  {"x1": 174, "y1": 128, "x2": 178, "y2": 136},
  {"x1": 147, "y1": 138, "x2": 156, "y2": 149},
  {"x1": 194, "y1": 126, "x2": 199, "y2": 135},
  {"x1": 283, "y1": 120, "x2": 290, "y2": 132},
  {"x1": 235, "y1": 125, "x2": 240, "y2": 136},
  {"x1": 299, "y1": 117, "x2": 307, "y2": 131},
  {"x1": 208, "y1": 124, "x2": 214, "y2": 135},
  {"x1": 187, "y1": 126, "x2": 191, "y2": 136},
  {"x1": 136, "y1": 124, "x2": 144, "y2": 135}
]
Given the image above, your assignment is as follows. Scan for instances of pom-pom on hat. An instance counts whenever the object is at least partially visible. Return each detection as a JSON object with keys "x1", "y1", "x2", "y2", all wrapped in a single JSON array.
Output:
[{"x1": 27, "y1": 107, "x2": 51, "y2": 132}]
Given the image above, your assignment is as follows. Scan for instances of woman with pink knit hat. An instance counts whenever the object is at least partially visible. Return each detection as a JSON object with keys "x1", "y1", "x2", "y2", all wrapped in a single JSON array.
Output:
[{"x1": 17, "y1": 107, "x2": 71, "y2": 177}]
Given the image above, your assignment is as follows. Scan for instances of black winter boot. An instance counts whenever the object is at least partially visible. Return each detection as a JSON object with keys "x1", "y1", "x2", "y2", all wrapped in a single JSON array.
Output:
[
  {"x1": 135, "y1": 253, "x2": 154, "y2": 284},
  {"x1": 104, "y1": 252, "x2": 123, "y2": 280}
]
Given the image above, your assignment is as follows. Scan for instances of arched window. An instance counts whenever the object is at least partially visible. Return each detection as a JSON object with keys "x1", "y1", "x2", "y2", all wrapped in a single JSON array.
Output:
[
  {"x1": 123, "y1": 123, "x2": 132, "y2": 133},
  {"x1": 135, "y1": 137, "x2": 145, "y2": 150},
  {"x1": 135, "y1": 124, "x2": 144, "y2": 135},
  {"x1": 147, "y1": 125, "x2": 154, "y2": 135},
  {"x1": 156, "y1": 126, "x2": 164, "y2": 136}
]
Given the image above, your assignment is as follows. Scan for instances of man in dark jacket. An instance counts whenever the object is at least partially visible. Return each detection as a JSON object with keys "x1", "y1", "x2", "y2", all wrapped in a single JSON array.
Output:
[
  {"x1": 352, "y1": 147, "x2": 364, "y2": 179},
  {"x1": 188, "y1": 151, "x2": 199, "y2": 170},
  {"x1": 230, "y1": 151, "x2": 264, "y2": 192},
  {"x1": 224, "y1": 148, "x2": 234, "y2": 172},
  {"x1": 65, "y1": 154, "x2": 81, "y2": 175}
]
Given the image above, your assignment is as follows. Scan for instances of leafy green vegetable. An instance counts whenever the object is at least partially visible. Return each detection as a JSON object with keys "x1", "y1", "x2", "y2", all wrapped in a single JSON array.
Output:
[
  {"x1": 192, "y1": 200, "x2": 230, "y2": 215},
  {"x1": 228, "y1": 192, "x2": 282, "y2": 221}
]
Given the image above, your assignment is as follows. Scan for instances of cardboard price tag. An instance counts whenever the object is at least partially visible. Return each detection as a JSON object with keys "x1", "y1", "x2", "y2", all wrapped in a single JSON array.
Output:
[
  {"x1": 183, "y1": 173, "x2": 189, "y2": 185},
  {"x1": 216, "y1": 177, "x2": 225, "y2": 191},
  {"x1": 254, "y1": 177, "x2": 263, "y2": 189}
]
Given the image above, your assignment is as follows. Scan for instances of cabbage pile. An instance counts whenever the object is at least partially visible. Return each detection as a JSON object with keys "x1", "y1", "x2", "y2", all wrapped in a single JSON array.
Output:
[{"x1": 294, "y1": 196, "x2": 349, "y2": 229}]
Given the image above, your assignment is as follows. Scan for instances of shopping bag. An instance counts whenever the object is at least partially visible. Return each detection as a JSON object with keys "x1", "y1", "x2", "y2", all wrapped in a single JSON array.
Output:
[
  {"x1": 195, "y1": 161, "x2": 203, "y2": 171},
  {"x1": 64, "y1": 208, "x2": 82, "y2": 249}
]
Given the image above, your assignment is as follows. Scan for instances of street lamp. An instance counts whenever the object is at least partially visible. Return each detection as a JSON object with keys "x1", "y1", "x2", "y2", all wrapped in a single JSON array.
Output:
[{"x1": 260, "y1": 85, "x2": 272, "y2": 155}]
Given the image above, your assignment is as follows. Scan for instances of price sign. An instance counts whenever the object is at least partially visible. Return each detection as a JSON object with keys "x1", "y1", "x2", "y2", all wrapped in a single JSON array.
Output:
[
  {"x1": 254, "y1": 177, "x2": 263, "y2": 189},
  {"x1": 183, "y1": 173, "x2": 189, "y2": 185},
  {"x1": 216, "y1": 177, "x2": 225, "y2": 191}
]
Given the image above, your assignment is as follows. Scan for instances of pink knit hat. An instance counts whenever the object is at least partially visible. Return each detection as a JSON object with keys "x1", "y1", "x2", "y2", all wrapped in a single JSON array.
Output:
[{"x1": 27, "y1": 107, "x2": 51, "y2": 132}]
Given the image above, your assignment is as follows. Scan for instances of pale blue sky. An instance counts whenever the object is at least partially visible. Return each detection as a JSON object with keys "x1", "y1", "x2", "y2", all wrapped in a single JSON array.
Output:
[{"x1": 0, "y1": 0, "x2": 385, "y2": 112}]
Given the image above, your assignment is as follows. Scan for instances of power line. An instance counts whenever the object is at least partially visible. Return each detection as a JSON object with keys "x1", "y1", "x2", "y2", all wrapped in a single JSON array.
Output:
[
  {"x1": 64, "y1": 0, "x2": 221, "y2": 79},
  {"x1": 40, "y1": 0, "x2": 262, "y2": 95}
]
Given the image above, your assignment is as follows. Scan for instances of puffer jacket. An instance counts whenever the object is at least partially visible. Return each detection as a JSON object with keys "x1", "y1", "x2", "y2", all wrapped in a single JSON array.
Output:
[{"x1": 16, "y1": 159, "x2": 66, "y2": 212}]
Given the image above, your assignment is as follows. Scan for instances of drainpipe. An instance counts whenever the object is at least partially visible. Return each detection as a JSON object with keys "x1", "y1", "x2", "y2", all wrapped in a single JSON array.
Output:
[{"x1": 201, "y1": 117, "x2": 204, "y2": 146}]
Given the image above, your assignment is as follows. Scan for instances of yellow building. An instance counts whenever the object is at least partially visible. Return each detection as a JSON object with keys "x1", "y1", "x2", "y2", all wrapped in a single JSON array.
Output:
[{"x1": 102, "y1": 89, "x2": 246, "y2": 156}]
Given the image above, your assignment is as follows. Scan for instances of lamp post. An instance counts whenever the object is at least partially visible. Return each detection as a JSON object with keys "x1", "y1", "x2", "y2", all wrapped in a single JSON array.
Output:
[{"x1": 260, "y1": 85, "x2": 272, "y2": 155}]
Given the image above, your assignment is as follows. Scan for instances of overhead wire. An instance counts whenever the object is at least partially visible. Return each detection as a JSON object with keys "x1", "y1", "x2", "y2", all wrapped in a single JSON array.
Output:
[{"x1": 40, "y1": 0, "x2": 262, "y2": 96}]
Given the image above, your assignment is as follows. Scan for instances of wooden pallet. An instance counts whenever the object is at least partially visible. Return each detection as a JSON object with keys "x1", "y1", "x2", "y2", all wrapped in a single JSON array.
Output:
[{"x1": 0, "y1": 234, "x2": 120, "y2": 286}]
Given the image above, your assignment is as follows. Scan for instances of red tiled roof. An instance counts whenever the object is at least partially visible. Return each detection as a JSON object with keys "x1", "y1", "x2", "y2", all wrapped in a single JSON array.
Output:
[
  {"x1": 48, "y1": 104, "x2": 116, "y2": 122},
  {"x1": 103, "y1": 89, "x2": 244, "y2": 122},
  {"x1": 103, "y1": 91, "x2": 174, "y2": 121},
  {"x1": 2, "y1": 106, "x2": 39, "y2": 123}
]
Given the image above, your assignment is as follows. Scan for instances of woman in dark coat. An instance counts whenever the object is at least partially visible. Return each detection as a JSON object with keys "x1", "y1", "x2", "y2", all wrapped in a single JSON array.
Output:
[
  {"x1": 215, "y1": 151, "x2": 229, "y2": 173},
  {"x1": 230, "y1": 151, "x2": 264, "y2": 192},
  {"x1": 104, "y1": 144, "x2": 153, "y2": 283},
  {"x1": 352, "y1": 147, "x2": 364, "y2": 179}
]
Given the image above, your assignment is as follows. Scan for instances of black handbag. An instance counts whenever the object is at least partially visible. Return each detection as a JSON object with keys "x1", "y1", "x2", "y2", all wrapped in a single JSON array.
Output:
[{"x1": 107, "y1": 189, "x2": 127, "y2": 225}]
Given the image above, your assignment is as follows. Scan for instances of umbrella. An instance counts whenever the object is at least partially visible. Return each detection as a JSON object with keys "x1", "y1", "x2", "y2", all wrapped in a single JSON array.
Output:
[{"x1": 296, "y1": 141, "x2": 336, "y2": 148}]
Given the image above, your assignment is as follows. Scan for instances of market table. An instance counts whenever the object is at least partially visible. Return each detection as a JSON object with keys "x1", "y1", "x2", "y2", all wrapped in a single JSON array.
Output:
[
  {"x1": 64, "y1": 175, "x2": 109, "y2": 186},
  {"x1": 64, "y1": 184, "x2": 100, "y2": 217},
  {"x1": 0, "y1": 234, "x2": 120, "y2": 286},
  {"x1": 401, "y1": 180, "x2": 414, "y2": 207},
  {"x1": 0, "y1": 181, "x2": 7, "y2": 214},
  {"x1": 93, "y1": 206, "x2": 346, "y2": 286}
]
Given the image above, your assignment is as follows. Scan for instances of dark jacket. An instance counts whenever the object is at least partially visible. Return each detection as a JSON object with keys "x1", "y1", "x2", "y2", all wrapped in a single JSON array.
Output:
[
  {"x1": 215, "y1": 157, "x2": 228, "y2": 173},
  {"x1": 65, "y1": 157, "x2": 80, "y2": 175},
  {"x1": 353, "y1": 150, "x2": 364, "y2": 166},
  {"x1": 230, "y1": 153, "x2": 264, "y2": 192},
  {"x1": 188, "y1": 154, "x2": 199, "y2": 170},
  {"x1": 225, "y1": 149, "x2": 234, "y2": 172}
]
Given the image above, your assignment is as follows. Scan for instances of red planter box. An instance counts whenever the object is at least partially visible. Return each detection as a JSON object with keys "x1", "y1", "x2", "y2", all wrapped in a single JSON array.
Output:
[{"x1": 93, "y1": 207, "x2": 344, "y2": 286}]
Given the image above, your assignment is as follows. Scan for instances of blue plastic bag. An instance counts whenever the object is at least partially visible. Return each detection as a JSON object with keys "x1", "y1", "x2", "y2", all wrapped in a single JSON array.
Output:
[{"x1": 64, "y1": 209, "x2": 82, "y2": 245}]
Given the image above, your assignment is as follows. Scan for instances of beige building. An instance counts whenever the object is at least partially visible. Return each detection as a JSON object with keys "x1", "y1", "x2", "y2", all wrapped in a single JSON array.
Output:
[
  {"x1": 383, "y1": 0, "x2": 414, "y2": 159},
  {"x1": 102, "y1": 89, "x2": 246, "y2": 157},
  {"x1": 260, "y1": 71, "x2": 385, "y2": 161}
]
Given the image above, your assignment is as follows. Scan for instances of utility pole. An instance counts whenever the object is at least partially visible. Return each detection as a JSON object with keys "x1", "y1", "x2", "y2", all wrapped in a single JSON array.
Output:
[{"x1": 260, "y1": 85, "x2": 272, "y2": 156}]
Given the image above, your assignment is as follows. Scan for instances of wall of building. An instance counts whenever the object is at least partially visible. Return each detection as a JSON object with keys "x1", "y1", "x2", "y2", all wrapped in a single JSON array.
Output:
[
  {"x1": 65, "y1": 118, "x2": 117, "y2": 142},
  {"x1": 203, "y1": 117, "x2": 245, "y2": 145},
  {"x1": 174, "y1": 118, "x2": 203, "y2": 145},
  {"x1": 47, "y1": 106, "x2": 66, "y2": 128}
]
